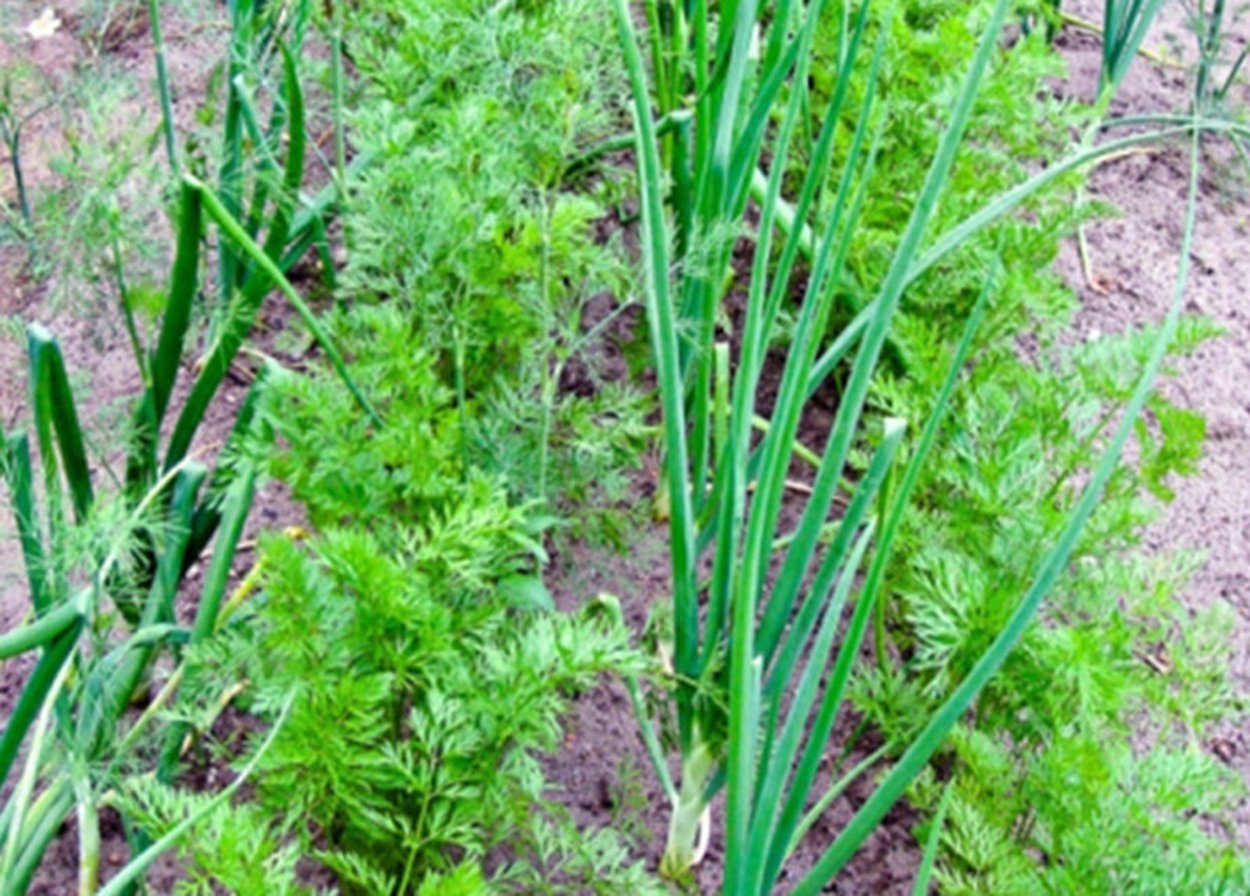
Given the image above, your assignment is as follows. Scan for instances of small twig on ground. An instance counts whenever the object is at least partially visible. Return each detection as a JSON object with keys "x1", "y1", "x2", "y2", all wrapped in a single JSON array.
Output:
[{"x1": 1077, "y1": 146, "x2": 1159, "y2": 293}]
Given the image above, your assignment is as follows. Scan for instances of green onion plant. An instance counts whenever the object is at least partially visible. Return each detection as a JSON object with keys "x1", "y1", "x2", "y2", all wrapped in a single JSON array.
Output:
[
  {"x1": 613, "y1": 0, "x2": 1221, "y2": 889},
  {"x1": 0, "y1": 12, "x2": 377, "y2": 889},
  {"x1": 146, "y1": 0, "x2": 177, "y2": 171},
  {"x1": 1191, "y1": 0, "x2": 1250, "y2": 115},
  {"x1": 1033, "y1": 0, "x2": 1165, "y2": 93},
  {"x1": 0, "y1": 66, "x2": 59, "y2": 231},
  {"x1": 1072, "y1": 0, "x2": 1166, "y2": 288},
  {"x1": 1100, "y1": 0, "x2": 1167, "y2": 94}
]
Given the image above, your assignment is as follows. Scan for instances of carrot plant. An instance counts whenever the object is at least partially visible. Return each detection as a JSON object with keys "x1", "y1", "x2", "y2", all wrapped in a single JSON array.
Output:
[
  {"x1": 116, "y1": 3, "x2": 664, "y2": 890},
  {"x1": 152, "y1": 501, "x2": 659, "y2": 892},
  {"x1": 811, "y1": 4, "x2": 1248, "y2": 888},
  {"x1": 613, "y1": 0, "x2": 1225, "y2": 888},
  {"x1": 337, "y1": 0, "x2": 650, "y2": 542}
]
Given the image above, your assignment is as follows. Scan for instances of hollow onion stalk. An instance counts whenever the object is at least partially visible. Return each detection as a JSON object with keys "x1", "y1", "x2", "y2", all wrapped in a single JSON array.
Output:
[
  {"x1": 613, "y1": 0, "x2": 1207, "y2": 889},
  {"x1": 0, "y1": 18, "x2": 375, "y2": 882}
]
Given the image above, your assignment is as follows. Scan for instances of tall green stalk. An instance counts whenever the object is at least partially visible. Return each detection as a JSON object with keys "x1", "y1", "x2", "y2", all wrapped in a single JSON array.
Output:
[
  {"x1": 1101, "y1": 0, "x2": 1166, "y2": 94},
  {"x1": 330, "y1": 0, "x2": 348, "y2": 192},
  {"x1": 147, "y1": 0, "x2": 178, "y2": 171},
  {"x1": 0, "y1": 85, "x2": 57, "y2": 230},
  {"x1": 614, "y1": 0, "x2": 1208, "y2": 889},
  {"x1": 0, "y1": 118, "x2": 32, "y2": 226}
]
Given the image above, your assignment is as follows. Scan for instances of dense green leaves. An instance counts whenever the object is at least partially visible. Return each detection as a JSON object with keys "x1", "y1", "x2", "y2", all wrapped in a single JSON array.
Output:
[
  {"x1": 191, "y1": 523, "x2": 642, "y2": 888},
  {"x1": 122, "y1": 2, "x2": 661, "y2": 891}
]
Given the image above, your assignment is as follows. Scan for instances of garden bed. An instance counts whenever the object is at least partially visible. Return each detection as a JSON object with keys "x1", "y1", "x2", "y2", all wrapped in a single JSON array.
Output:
[{"x1": 1, "y1": 0, "x2": 1248, "y2": 893}]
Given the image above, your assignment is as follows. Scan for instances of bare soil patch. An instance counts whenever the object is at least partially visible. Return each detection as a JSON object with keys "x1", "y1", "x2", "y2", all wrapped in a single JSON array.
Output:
[{"x1": 1054, "y1": 0, "x2": 1250, "y2": 840}]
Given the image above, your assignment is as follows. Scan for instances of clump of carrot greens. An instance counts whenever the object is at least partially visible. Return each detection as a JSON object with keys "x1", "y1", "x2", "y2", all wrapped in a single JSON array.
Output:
[
  {"x1": 813, "y1": 4, "x2": 1248, "y2": 891},
  {"x1": 121, "y1": 1, "x2": 661, "y2": 890}
]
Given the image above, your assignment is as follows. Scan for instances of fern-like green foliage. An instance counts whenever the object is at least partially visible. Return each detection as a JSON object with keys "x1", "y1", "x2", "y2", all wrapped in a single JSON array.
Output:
[
  {"x1": 117, "y1": 777, "x2": 317, "y2": 896},
  {"x1": 910, "y1": 729, "x2": 1250, "y2": 895},
  {"x1": 797, "y1": 1, "x2": 1249, "y2": 890},
  {"x1": 145, "y1": 4, "x2": 662, "y2": 889},
  {"x1": 333, "y1": 0, "x2": 649, "y2": 542},
  {"x1": 171, "y1": 510, "x2": 651, "y2": 891}
]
